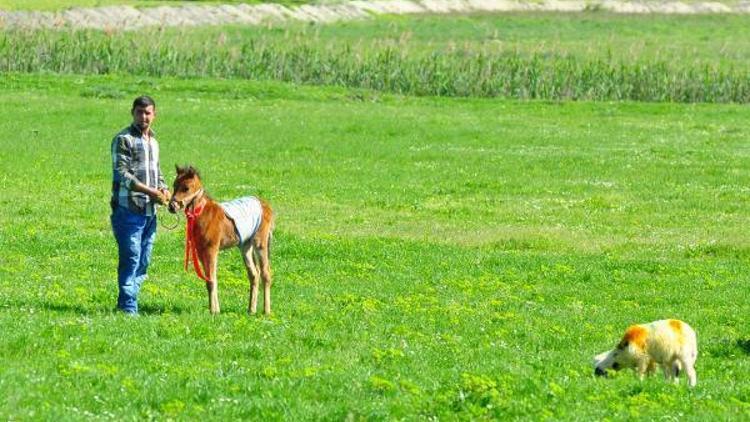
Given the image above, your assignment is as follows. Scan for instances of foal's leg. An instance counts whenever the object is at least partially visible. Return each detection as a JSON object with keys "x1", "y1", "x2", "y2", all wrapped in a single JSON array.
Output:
[
  {"x1": 242, "y1": 243, "x2": 260, "y2": 315},
  {"x1": 202, "y1": 248, "x2": 220, "y2": 315},
  {"x1": 256, "y1": 243, "x2": 272, "y2": 315}
]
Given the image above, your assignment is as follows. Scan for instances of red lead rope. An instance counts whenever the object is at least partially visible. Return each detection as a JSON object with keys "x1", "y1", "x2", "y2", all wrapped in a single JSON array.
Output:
[{"x1": 184, "y1": 203, "x2": 211, "y2": 283}]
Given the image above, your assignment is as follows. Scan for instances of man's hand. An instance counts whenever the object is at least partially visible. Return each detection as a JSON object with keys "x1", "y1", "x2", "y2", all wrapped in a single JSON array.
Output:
[
  {"x1": 133, "y1": 181, "x2": 170, "y2": 205},
  {"x1": 156, "y1": 188, "x2": 171, "y2": 206},
  {"x1": 146, "y1": 187, "x2": 169, "y2": 206}
]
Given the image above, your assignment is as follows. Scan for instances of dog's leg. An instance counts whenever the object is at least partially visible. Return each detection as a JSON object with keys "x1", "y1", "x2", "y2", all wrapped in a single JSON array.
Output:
[
  {"x1": 646, "y1": 359, "x2": 656, "y2": 377},
  {"x1": 672, "y1": 360, "x2": 683, "y2": 384},
  {"x1": 661, "y1": 362, "x2": 680, "y2": 384},
  {"x1": 242, "y1": 243, "x2": 260, "y2": 315},
  {"x1": 661, "y1": 364, "x2": 672, "y2": 382},
  {"x1": 636, "y1": 361, "x2": 650, "y2": 381},
  {"x1": 681, "y1": 358, "x2": 697, "y2": 387},
  {"x1": 256, "y1": 244, "x2": 272, "y2": 316},
  {"x1": 685, "y1": 365, "x2": 697, "y2": 387}
]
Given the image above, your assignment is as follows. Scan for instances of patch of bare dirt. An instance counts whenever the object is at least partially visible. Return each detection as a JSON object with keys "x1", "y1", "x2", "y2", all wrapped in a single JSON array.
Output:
[{"x1": 1, "y1": 0, "x2": 749, "y2": 30}]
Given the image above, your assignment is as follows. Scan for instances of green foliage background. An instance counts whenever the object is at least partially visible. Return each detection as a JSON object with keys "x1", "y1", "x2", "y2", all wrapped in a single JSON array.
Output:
[{"x1": 3, "y1": 13, "x2": 750, "y2": 101}]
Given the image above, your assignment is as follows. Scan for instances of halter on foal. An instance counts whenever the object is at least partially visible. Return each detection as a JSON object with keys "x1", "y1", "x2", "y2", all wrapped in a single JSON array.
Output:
[{"x1": 168, "y1": 165, "x2": 274, "y2": 315}]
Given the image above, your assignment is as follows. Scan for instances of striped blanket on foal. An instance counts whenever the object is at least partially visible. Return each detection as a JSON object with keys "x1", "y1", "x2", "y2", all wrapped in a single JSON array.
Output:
[{"x1": 219, "y1": 196, "x2": 263, "y2": 245}]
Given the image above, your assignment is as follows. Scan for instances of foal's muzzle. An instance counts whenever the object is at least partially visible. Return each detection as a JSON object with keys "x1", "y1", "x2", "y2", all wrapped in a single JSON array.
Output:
[{"x1": 168, "y1": 199, "x2": 180, "y2": 214}]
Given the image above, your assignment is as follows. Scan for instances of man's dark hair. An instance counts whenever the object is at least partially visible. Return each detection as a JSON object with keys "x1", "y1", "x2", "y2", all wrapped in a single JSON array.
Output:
[{"x1": 132, "y1": 95, "x2": 156, "y2": 111}]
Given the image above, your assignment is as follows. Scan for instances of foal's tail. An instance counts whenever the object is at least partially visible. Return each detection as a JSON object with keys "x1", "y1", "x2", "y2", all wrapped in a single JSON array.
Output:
[
  {"x1": 260, "y1": 199, "x2": 275, "y2": 262},
  {"x1": 268, "y1": 210, "x2": 275, "y2": 261},
  {"x1": 267, "y1": 230, "x2": 273, "y2": 261}
]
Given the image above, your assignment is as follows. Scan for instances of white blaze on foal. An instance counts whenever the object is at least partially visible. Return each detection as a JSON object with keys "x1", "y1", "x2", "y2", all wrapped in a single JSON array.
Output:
[{"x1": 593, "y1": 319, "x2": 698, "y2": 387}]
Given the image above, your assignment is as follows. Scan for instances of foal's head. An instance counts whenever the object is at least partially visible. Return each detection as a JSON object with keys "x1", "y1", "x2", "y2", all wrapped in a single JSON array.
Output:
[{"x1": 168, "y1": 165, "x2": 204, "y2": 214}]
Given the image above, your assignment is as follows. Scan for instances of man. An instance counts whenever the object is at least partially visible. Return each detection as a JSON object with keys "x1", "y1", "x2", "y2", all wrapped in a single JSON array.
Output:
[{"x1": 110, "y1": 96, "x2": 170, "y2": 315}]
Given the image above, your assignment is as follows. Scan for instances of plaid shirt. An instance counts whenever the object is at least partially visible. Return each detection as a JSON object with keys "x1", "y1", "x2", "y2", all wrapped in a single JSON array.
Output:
[{"x1": 111, "y1": 124, "x2": 168, "y2": 216}]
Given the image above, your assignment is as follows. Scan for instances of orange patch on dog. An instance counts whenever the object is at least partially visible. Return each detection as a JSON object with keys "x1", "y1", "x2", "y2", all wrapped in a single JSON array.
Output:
[
  {"x1": 668, "y1": 319, "x2": 686, "y2": 345},
  {"x1": 620, "y1": 325, "x2": 647, "y2": 350}
]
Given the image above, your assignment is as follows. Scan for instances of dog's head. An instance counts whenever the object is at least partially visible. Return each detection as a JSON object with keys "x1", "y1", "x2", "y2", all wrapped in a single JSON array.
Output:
[
  {"x1": 594, "y1": 338, "x2": 644, "y2": 377},
  {"x1": 594, "y1": 324, "x2": 649, "y2": 377},
  {"x1": 593, "y1": 349, "x2": 623, "y2": 377},
  {"x1": 169, "y1": 165, "x2": 203, "y2": 213}
]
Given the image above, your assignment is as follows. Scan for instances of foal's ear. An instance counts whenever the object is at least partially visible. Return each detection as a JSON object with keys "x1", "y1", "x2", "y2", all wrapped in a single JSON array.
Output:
[{"x1": 185, "y1": 165, "x2": 199, "y2": 178}]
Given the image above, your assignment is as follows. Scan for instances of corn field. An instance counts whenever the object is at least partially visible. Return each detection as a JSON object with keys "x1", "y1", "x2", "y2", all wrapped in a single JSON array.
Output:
[{"x1": 2, "y1": 28, "x2": 749, "y2": 102}]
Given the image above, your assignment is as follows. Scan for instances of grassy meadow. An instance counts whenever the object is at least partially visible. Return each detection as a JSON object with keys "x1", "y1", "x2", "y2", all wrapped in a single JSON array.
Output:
[
  {"x1": 2, "y1": 72, "x2": 750, "y2": 419},
  {"x1": 2, "y1": 6, "x2": 750, "y2": 420}
]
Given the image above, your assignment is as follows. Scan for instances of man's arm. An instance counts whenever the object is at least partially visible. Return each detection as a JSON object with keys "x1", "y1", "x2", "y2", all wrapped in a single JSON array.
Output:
[
  {"x1": 156, "y1": 160, "x2": 171, "y2": 201},
  {"x1": 131, "y1": 180, "x2": 169, "y2": 205}
]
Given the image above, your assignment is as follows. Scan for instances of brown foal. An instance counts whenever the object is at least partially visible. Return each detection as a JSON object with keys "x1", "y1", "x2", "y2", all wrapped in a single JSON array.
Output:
[{"x1": 168, "y1": 165, "x2": 274, "y2": 315}]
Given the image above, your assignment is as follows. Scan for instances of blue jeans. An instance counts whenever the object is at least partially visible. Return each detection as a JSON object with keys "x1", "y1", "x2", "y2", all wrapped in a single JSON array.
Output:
[{"x1": 111, "y1": 206, "x2": 157, "y2": 314}]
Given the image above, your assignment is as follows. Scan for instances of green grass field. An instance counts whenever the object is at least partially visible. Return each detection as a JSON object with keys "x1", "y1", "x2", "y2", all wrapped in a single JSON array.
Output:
[
  {"x1": 2, "y1": 6, "x2": 750, "y2": 420},
  {"x1": 2, "y1": 72, "x2": 750, "y2": 419}
]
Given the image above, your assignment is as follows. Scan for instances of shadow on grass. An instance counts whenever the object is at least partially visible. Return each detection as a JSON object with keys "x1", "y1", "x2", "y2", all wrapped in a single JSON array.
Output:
[
  {"x1": 3, "y1": 298, "x2": 254, "y2": 317},
  {"x1": 133, "y1": 303, "x2": 194, "y2": 315},
  {"x1": 3, "y1": 300, "x2": 196, "y2": 316},
  {"x1": 707, "y1": 338, "x2": 750, "y2": 358},
  {"x1": 39, "y1": 301, "x2": 103, "y2": 315},
  {"x1": 736, "y1": 339, "x2": 750, "y2": 355}
]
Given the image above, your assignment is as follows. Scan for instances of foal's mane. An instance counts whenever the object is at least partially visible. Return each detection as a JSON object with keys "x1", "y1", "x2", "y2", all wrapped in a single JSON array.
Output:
[{"x1": 176, "y1": 164, "x2": 201, "y2": 179}]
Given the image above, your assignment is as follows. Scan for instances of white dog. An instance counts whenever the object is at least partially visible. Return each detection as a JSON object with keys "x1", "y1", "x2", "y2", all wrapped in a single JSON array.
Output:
[{"x1": 593, "y1": 319, "x2": 697, "y2": 387}]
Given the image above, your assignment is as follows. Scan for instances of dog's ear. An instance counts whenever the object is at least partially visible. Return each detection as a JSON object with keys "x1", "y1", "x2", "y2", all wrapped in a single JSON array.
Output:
[
  {"x1": 593, "y1": 351, "x2": 610, "y2": 365},
  {"x1": 618, "y1": 341, "x2": 629, "y2": 350},
  {"x1": 175, "y1": 164, "x2": 183, "y2": 174}
]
